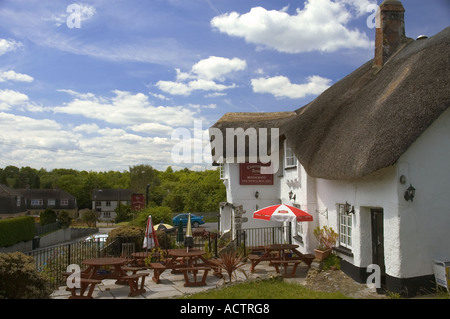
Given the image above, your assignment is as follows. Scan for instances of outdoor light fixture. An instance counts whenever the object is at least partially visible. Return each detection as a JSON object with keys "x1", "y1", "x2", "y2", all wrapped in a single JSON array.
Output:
[
  {"x1": 344, "y1": 201, "x2": 355, "y2": 214},
  {"x1": 288, "y1": 190, "x2": 296, "y2": 201},
  {"x1": 404, "y1": 184, "x2": 416, "y2": 202},
  {"x1": 255, "y1": 190, "x2": 259, "y2": 199}
]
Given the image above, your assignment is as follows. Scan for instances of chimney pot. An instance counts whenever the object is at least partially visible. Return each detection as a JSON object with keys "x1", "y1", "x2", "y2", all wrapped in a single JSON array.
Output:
[{"x1": 374, "y1": 0, "x2": 406, "y2": 67}]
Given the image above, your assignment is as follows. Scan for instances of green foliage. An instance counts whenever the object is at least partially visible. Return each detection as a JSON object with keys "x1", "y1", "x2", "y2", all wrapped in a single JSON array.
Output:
[
  {"x1": 130, "y1": 206, "x2": 173, "y2": 228},
  {"x1": 114, "y1": 203, "x2": 133, "y2": 223},
  {"x1": 323, "y1": 254, "x2": 341, "y2": 270},
  {"x1": 1, "y1": 164, "x2": 226, "y2": 213},
  {"x1": 0, "y1": 216, "x2": 35, "y2": 247},
  {"x1": 40, "y1": 208, "x2": 57, "y2": 226},
  {"x1": 313, "y1": 226, "x2": 339, "y2": 250},
  {"x1": 81, "y1": 210, "x2": 98, "y2": 227},
  {"x1": 0, "y1": 252, "x2": 52, "y2": 299},
  {"x1": 57, "y1": 211, "x2": 71, "y2": 228}
]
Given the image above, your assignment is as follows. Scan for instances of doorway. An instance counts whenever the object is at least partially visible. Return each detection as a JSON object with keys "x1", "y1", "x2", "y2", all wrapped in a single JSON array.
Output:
[{"x1": 371, "y1": 209, "x2": 386, "y2": 291}]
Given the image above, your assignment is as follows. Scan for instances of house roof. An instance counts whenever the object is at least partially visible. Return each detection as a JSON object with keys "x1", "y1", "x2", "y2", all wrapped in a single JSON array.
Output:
[
  {"x1": 17, "y1": 188, "x2": 76, "y2": 200},
  {"x1": 92, "y1": 189, "x2": 133, "y2": 201},
  {"x1": 0, "y1": 184, "x2": 22, "y2": 198},
  {"x1": 209, "y1": 27, "x2": 450, "y2": 180},
  {"x1": 210, "y1": 112, "x2": 296, "y2": 164},
  {"x1": 280, "y1": 27, "x2": 450, "y2": 180}
]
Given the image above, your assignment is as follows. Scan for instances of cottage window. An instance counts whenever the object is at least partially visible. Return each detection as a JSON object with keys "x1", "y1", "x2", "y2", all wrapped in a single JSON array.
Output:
[
  {"x1": 48, "y1": 199, "x2": 56, "y2": 206},
  {"x1": 284, "y1": 140, "x2": 297, "y2": 168},
  {"x1": 338, "y1": 204, "x2": 352, "y2": 249},
  {"x1": 31, "y1": 199, "x2": 43, "y2": 206},
  {"x1": 95, "y1": 201, "x2": 101, "y2": 207},
  {"x1": 103, "y1": 212, "x2": 111, "y2": 218},
  {"x1": 106, "y1": 201, "x2": 111, "y2": 206},
  {"x1": 60, "y1": 199, "x2": 69, "y2": 206},
  {"x1": 16, "y1": 196, "x2": 21, "y2": 206}
]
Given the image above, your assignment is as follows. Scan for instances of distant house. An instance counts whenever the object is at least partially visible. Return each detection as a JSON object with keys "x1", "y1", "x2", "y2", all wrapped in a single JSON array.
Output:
[
  {"x1": 0, "y1": 184, "x2": 78, "y2": 219},
  {"x1": 209, "y1": 1, "x2": 450, "y2": 296},
  {"x1": 0, "y1": 184, "x2": 27, "y2": 219},
  {"x1": 91, "y1": 189, "x2": 133, "y2": 221},
  {"x1": 18, "y1": 188, "x2": 78, "y2": 218}
]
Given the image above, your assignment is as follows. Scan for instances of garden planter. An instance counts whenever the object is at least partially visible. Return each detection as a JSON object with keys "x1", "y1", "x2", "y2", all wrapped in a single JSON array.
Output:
[{"x1": 314, "y1": 248, "x2": 332, "y2": 261}]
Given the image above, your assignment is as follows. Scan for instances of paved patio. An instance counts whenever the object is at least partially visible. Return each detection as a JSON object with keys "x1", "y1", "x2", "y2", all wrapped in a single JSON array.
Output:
[{"x1": 51, "y1": 260, "x2": 308, "y2": 299}]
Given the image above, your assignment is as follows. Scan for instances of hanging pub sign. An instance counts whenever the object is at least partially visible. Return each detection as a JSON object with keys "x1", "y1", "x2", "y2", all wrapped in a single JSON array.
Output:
[
  {"x1": 131, "y1": 193, "x2": 145, "y2": 211},
  {"x1": 239, "y1": 163, "x2": 274, "y2": 185}
]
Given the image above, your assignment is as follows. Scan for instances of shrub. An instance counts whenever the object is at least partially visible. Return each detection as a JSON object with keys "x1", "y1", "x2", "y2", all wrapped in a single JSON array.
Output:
[
  {"x1": 57, "y1": 211, "x2": 71, "y2": 228},
  {"x1": 129, "y1": 206, "x2": 173, "y2": 228},
  {"x1": 0, "y1": 216, "x2": 35, "y2": 247},
  {"x1": 40, "y1": 208, "x2": 57, "y2": 226},
  {"x1": 0, "y1": 252, "x2": 52, "y2": 299},
  {"x1": 313, "y1": 226, "x2": 338, "y2": 250}
]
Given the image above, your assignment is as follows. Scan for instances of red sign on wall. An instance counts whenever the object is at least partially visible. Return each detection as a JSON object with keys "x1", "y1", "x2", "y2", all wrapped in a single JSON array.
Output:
[
  {"x1": 239, "y1": 163, "x2": 274, "y2": 185},
  {"x1": 131, "y1": 194, "x2": 145, "y2": 211}
]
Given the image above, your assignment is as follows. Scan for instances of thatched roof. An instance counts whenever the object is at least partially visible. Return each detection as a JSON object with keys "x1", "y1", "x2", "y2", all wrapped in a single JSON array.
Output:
[
  {"x1": 210, "y1": 112, "x2": 296, "y2": 164},
  {"x1": 209, "y1": 27, "x2": 450, "y2": 179},
  {"x1": 281, "y1": 27, "x2": 450, "y2": 180}
]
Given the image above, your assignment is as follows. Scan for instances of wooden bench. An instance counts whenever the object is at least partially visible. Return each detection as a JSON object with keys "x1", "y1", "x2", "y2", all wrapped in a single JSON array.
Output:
[
  {"x1": 122, "y1": 266, "x2": 147, "y2": 274},
  {"x1": 248, "y1": 254, "x2": 275, "y2": 272},
  {"x1": 68, "y1": 278, "x2": 102, "y2": 299},
  {"x1": 149, "y1": 262, "x2": 167, "y2": 283},
  {"x1": 121, "y1": 273, "x2": 149, "y2": 297},
  {"x1": 179, "y1": 266, "x2": 211, "y2": 287},
  {"x1": 207, "y1": 258, "x2": 223, "y2": 278},
  {"x1": 270, "y1": 260, "x2": 301, "y2": 278}
]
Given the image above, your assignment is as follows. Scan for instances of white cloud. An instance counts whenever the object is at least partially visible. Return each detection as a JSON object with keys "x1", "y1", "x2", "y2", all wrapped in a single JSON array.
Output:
[
  {"x1": 0, "y1": 70, "x2": 34, "y2": 83},
  {"x1": 156, "y1": 56, "x2": 246, "y2": 96},
  {"x1": 211, "y1": 0, "x2": 372, "y2": 53},
  {"x1": 53, "y1": 89, "x2": 198, "y2": 127},
  {"x1": 0, "y1": 89, "x2": 29, "y2": 110},
  {"x1": 74, "y1": 123, "x2": 100, "y2": 134},
  {"x1": 0, "y1": 39, "x2": 22, "y2": 56},
  {"x1": 251, "y1": 75, "x2": 332, "y2": 99}
]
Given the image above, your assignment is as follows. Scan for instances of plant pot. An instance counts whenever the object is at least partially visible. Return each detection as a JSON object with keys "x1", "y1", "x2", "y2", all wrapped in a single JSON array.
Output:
[{"x1": 314, "y1": 248, "x2": 332, "y2": 261}]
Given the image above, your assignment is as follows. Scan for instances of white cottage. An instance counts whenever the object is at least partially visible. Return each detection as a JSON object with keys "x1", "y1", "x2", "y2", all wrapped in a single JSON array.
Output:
[{"x1": 209, "y1": 0, "x2": 450, "y2": 296}]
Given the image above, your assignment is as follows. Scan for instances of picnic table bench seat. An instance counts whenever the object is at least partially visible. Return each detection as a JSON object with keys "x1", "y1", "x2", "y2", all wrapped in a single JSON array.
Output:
[
  {"x1": 269, "y1": 260, "x2": 301, "y2": 278},
  {"x1": 179, "y1": 266, "x2": 211, "y2": 287},
  {"x1": 207, "y1": 258, "x2": 224, "y2": 278},
  {"x1": 121, "y1": 273, "x2": 149, "y2": 297},
  {"x1": 68, "y1": 278, "x2": 102, "y2": 299}
]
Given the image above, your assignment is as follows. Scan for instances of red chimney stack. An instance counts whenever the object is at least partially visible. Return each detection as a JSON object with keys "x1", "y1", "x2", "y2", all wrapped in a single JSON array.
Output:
[{"x1": 374, "y1": 0, "x2": 407, "y2": 67}]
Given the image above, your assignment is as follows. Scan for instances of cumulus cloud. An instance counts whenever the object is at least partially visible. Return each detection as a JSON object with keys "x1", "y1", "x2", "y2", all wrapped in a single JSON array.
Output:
[
  {"x1": 53, "y1": 89, "x2": 198, "y2": 127},
  {"x1": 251, "y1": 75, "x2": 332, "y2": 99},
  {"x1": 0, "y1": 70, "x2": 34, "y2": 83},
  {"x1": 0, "y1": 89, "x2": 29, "y2": 110},
  {"x1": 0, "y1": 39, "x2": 22, "y2": 56},
  {"x1": 156, "y1": 56, "x2": 246, "y2": 96},
  {"x1": 211, "y1": 0, "x2": 373, "y2": 53}
]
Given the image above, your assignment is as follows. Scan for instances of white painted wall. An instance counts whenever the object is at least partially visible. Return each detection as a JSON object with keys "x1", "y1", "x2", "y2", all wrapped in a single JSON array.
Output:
[{"x1": 396, "y1": 107, "x2": 450, "y2": 278}]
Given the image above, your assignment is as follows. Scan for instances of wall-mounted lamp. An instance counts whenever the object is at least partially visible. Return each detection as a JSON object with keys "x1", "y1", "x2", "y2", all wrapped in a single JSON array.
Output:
[
  {"x1": 255, "y1": 190, "x2": 259, "y2": 199},
  {"x1": 344, "y1": 201, "x2": 355, "y2": 214},
  {"x1": 288, "y1": 190, "x2": 296, "y2": 201},
  {"x1": 404, "y1": 184, "x2": 416, "y2": 202}
]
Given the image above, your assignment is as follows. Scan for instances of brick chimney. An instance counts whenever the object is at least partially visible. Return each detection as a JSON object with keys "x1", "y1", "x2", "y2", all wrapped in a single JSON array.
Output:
[{"x1": 374, "y1": 0, "x2": 407, "y2": 67}]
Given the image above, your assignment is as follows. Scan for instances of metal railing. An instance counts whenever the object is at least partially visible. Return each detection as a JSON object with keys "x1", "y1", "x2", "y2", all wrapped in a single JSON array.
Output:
[{"x1": 237, "y1": 226, "x2": 291, "y2": 255}]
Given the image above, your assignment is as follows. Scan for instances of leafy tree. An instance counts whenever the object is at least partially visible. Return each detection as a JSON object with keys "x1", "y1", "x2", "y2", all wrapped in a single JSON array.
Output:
[
  {"x1": 82, "y1": 210, "x2": 98, "y2": 227},
  {"x1": 40, "y1": 208, "x2": 57, "y2": 226},
  {"x1": 58, "y1": 211, "x2": 71, "y2": 228}
]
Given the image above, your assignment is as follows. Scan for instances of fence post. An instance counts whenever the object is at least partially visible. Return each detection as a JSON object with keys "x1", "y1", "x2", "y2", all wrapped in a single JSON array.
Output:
[{"x1": 67, "y1": 243, "x2": 71, "y2": 267}]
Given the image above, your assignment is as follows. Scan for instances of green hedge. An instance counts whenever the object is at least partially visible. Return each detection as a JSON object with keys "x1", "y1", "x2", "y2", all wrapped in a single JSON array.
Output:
[{"x1": 0, "y1": 216, "x2": 36, "y2": 247}]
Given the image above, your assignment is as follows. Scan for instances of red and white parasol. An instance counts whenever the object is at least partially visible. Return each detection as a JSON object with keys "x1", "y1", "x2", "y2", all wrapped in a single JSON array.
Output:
[
  {"x1": 253, "y1": 204, "x2": 313, "y2": 223},
  {"x1": 143, "y1": 215, "x2": 159, "y2": 250}
]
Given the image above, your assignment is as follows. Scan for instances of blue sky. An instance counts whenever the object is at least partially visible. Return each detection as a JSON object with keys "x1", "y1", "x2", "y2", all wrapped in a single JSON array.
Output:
[{"x1": 0, "y1": 0, "x2": 448, "y2": 172}]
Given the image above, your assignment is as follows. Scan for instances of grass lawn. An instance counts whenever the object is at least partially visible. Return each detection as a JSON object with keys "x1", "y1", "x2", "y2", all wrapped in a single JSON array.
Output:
[{"x1": 181, "y1": 278, "x2": 351, "y2": 299}]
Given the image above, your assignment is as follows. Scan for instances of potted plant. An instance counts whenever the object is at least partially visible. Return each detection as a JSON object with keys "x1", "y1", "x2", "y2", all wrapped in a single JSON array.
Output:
[{"x1": 313, "y1": 226, "x2": 338, "y2": 261}]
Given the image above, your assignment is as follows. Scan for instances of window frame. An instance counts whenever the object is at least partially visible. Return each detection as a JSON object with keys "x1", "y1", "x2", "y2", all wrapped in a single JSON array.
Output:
[
  {"x1": 338, "y1": 204, "x2": 353, "y2": 250},
  {"x1": 284, "y1": 140, "x2": 297, "y2": 169}
]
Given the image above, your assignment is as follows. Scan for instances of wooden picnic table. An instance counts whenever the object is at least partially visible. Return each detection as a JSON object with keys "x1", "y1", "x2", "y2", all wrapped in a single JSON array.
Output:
[
  {"x1": 150, "y1": 249, "x2": 212, "y2": 287},
  {"x1": 82, "y1": 257, "x2": 151, "y2": 297},
  {"x1": 249, "y1": 244, "x2": 313, "y2": 277}
]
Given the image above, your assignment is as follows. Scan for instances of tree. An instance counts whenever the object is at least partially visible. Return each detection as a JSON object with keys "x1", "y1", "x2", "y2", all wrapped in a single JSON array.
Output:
[
  {"x1": 82, "y1": 210, "x2": 98, "y2": 227},
  {"x1": 40, "y1": 208, "x2": 57, "y2": 226}
]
